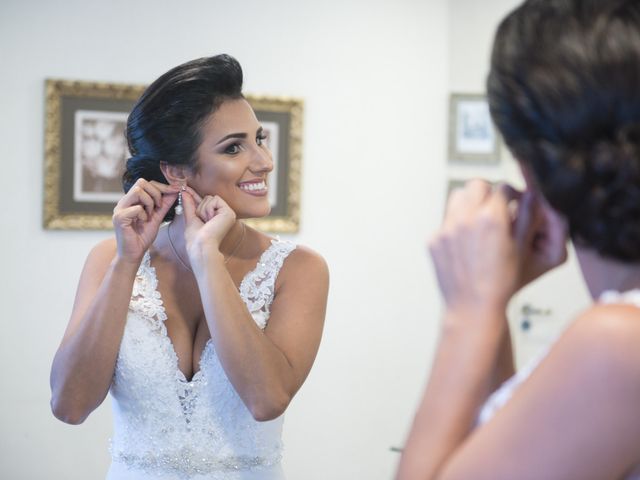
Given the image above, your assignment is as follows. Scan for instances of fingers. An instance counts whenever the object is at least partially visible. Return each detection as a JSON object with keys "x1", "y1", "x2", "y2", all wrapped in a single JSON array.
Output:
[
  {"x1": 444, "y1": 179, "x2": 510, "y2": 231},
  {"x1": 114, "y1": 179, "x2": 182, "y2": 228},
  {"x1": 184, "y1": 186, "x2": 203, "y2": 204},
  {"x1": 132, "y1": 186, "x2": 156, "y2": 218},
  {"x1": 116, "y1": 179, "x2": 180, "y2": 217},
  {"x1": 465, "y1": 179, "x2": 493, "y2": 205},
  {"x1": 204, "y1": 197, "x2": 220, "y2": 221},
  {"x1": 444, "y1": 179, "x2": 490, "y2": 229},
  {"x1": 197, "y1": 196, "x2": 218, "y2": 223},
  {"x1": 113, "y1": 205, "x2": 148, "y2": 226},
  {"x1": 182, "y1": 190, "x2": 228, "y2": 225},
  {"x1": 151, "y1": 191, "x2": 178, "y2": 222},
  {"x1": 181, "y1": 190, "x2": 199, "y2": 224},
  {"x1": 513, "y1": 189, "x2": 537, "y2": 248},
  {"x1": 193, "y1": 195, "x2": 232, "y2": 223}
]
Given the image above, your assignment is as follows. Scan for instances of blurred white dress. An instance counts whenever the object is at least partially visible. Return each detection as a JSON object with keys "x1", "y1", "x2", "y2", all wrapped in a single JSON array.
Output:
[
  {"x1": 477, "y1": 289, "x2": 640, "y2": 479},
  {"x1": 106, "y1": 239, "x2": 296, "y2": 480}
]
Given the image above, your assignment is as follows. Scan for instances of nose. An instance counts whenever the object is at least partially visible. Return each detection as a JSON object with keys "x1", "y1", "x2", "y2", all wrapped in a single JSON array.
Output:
[{"x1": 250, "y1": 144, "x2": 274, "y2": 174}]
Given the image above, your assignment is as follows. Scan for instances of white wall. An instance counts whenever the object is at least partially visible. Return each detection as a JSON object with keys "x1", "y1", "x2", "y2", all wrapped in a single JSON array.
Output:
[
  {"x1": 1, "y1": 1, "x2": 593, "y2": 478},
  {"x1": 0, "y1": 0, "x2": 449, "y2": 479}
]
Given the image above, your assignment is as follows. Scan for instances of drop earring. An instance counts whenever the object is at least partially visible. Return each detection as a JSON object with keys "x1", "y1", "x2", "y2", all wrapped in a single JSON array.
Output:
[{"x1": 175, "y1": 185, "x2": 186, "y2": 215}]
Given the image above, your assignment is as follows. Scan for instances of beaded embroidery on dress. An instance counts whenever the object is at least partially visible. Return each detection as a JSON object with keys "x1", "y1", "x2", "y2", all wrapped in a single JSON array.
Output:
[
  {"x1": 476, "y1": 289, "x2": 640, "y2": 480},
  {"x1": 107, "y1": 239, "x2": 296, "y2": 480}
]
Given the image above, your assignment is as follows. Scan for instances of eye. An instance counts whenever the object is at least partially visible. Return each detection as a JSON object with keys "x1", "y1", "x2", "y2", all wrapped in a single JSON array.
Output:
[
  {"x1": 224, "y1": 143, "x2": 241, "y2": 155},
  {"x1": 257, "y1": 131, "x2": 268, "y2": 146}
]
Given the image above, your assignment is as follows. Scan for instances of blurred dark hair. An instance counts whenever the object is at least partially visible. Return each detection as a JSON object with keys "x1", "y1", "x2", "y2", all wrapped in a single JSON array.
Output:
[
  {"x1": 123, "y1": 54, "x2": 244, "y2": 220},
  {"x1": 488, "y1": 0, "x2": 640, "y2": 261}
]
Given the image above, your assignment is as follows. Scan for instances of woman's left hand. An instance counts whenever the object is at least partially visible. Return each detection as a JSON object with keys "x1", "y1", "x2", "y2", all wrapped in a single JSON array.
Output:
[{"x1": 181, "y1": 188, "x2": 237, "y2": 263}]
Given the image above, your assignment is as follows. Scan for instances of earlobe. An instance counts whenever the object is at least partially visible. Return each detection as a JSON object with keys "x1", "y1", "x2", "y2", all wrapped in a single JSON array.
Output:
[{"x1": 159, "y1": 162, "x2": 189, "y2": 185}]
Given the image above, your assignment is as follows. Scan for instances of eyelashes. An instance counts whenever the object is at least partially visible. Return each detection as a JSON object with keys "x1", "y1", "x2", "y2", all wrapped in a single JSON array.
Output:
[{"x1": 223, "y1": 133, "x2": 268, "y2": 155}]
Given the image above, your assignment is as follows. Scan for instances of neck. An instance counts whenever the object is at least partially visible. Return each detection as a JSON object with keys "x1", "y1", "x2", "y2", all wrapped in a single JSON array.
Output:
[
  {"x1": 165, "y1": 217, "x2": 246, "y2": 270},
  {"x1": 219, "y1": 220, "x2": 246, "y2": 259},
  {"x1": 575, "y1": 246, "x2": 640, "y2": 299}
]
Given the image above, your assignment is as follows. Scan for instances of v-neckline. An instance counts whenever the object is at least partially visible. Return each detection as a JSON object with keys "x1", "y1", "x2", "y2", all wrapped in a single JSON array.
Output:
[{"x1": 144, "y1": 239, "x2": 281, "y2": 384}]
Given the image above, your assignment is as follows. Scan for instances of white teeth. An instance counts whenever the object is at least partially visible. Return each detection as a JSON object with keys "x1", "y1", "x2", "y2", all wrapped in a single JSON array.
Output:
[{"x1": 240, "y1": 181, "x2": 265, "y2": 192}]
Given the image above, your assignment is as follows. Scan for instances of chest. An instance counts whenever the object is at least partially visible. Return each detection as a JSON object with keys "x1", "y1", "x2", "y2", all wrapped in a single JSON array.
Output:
[{"x1": 115, "y1": 241, "x2": 293, "y2": 394}]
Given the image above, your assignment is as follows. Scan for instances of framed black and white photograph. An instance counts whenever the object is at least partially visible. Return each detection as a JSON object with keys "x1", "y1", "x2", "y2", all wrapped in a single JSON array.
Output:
[
  {"x1": 43, "y1": 79, "x2": 145, "y2": 229},
  {"x1": 448, "y1": 93, "x2": 500, "y2": 164},
  {"x1": 74, "y1": 109, "x2": 129, "y2": 203},
  {"x1": 43, "y1": 80, "x2": 303, "y2": 232}
]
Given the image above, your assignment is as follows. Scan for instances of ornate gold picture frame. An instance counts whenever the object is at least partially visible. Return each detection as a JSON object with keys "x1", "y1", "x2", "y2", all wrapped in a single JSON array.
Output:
[
  {"x1": 244, "y1": 95, "x2": 302, "y2": 234},
  {"x1": 43, "y1": 79, "x2": 303, "y2": 232}
]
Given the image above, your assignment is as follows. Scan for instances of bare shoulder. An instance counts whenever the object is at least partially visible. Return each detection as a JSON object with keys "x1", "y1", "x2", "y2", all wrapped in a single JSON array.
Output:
[
  {"x1": 81, "y1": 237, "x2": 118, "y2": 279},
  {"x1": 535, "y1": 303, "x2": 640, "y2": 467},
  {"x1": 87, "y1": 237, "x2": 117, "y2": 263},
  {"x1": 444, "y1": 303, "x2": 640, "y2": 479},
  {"x1": 561, "y1": 303, "x2": 640, "y2": 373},
  {"x1": 89, "y1": 237, "x2": 117, "y2": 258},
  {"x1": 276, "y1": 243, "x2": 329, "y2": 290},
  {"x1": 283, "y1": 244, "x2": 328, "y2": 275}
]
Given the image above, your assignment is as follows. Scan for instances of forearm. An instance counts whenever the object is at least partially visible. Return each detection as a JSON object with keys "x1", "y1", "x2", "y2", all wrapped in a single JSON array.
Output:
[
  {"x1": 194, "y1": 252, "x2": 296, "y2": 420},
  {"x1": 397, "y1": 309, "x2": 507, "y2": 480},
  {"x1": 50, "y1": 258, "x2": 139, "y2": 423}
]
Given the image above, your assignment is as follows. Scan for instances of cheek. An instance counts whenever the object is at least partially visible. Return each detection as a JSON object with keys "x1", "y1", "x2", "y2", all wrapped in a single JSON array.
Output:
[{"x1": 191, "y1": 165, "x2": 236, "y2": 196}]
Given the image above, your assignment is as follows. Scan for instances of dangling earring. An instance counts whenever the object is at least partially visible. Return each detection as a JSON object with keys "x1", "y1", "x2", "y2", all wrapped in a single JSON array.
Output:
[{"x1": 175, "y1": 185, "x2": 186, "y2": 215}]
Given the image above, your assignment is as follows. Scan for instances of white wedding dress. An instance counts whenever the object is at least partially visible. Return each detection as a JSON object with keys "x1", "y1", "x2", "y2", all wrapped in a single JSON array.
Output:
[
  {"x1": 477, "y1": 289, "x2": 640, "y2": 479},
  {"x1": 106, "y1": 239, "x2": 296, "y2": 480}
]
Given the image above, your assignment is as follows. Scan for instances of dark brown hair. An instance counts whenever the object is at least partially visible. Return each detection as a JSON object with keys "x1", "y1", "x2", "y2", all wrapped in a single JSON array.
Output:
[
  {"x1": 123, "y1": 54, "x2": 244, "y2": 220},
  {"x1": 488, "y1": 0, "x2": 640, "y2": 261}
]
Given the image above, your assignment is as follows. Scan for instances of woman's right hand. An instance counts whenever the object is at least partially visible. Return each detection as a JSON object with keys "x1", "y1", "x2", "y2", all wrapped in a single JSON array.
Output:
[
  {"x1": 112, "y1": 179, "x2": 180, "y2": 263},
  {"x1": 429, "y1": 180, "x2": 523, "y2": 317}
]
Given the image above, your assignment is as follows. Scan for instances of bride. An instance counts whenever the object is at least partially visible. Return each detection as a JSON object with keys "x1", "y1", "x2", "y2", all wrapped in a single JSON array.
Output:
[{"x1": 50, "y1": 54, "x2": 329, "y2": 480}]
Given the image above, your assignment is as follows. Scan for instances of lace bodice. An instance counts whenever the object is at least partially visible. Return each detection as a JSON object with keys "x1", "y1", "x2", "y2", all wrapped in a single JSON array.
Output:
[{"x1": 108, "y1": 239, "x2": 296, "y2": 479}]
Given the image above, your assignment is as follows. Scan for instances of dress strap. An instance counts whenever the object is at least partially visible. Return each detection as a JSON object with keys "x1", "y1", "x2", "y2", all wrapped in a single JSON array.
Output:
[
  {"x1": 599, "y1": 289, "x2": 640, "y2": 308},
  {"x1": 239, "y1": 239, "x2": 297, "y2": 314},
  {"x1": 128, "y1": 250, "x2": 167, "y2": 331}
]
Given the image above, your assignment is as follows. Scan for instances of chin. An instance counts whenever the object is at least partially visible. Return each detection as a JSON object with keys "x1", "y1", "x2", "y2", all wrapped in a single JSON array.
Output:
[{"x1": 237, "y1": 205, "x2": 272, "y2": 220}]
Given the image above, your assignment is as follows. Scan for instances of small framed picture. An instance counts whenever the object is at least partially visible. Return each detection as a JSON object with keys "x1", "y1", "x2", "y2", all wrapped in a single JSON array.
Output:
[
  {"x1": 43, "y1": 80, "x2": 302, "y2": 232},
  {"x1": 448, "y1": 93, "x2": 500, "y2": 164}
]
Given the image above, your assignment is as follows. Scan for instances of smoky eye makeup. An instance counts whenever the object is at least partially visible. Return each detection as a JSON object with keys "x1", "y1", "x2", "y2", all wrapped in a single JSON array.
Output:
[
  {"x1": 256, "y1": 127, "x2": 269, "y2": 145},
  {"x1": 223, "y1": 143, "x2": 241, "y2": 155}
]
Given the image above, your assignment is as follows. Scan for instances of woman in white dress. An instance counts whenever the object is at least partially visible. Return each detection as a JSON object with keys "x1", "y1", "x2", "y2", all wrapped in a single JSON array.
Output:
[
  {"x1": 50, "y1": 54, "x2": 329, "y2": 480},
  {"x1": 397, "y1": 1, "x2": 640, "y2": 479}
]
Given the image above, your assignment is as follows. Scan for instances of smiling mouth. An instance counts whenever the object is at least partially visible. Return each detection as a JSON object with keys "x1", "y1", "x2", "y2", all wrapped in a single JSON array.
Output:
[{"x1": 238, "y1": 180, "x2": 267, "y2": 194}]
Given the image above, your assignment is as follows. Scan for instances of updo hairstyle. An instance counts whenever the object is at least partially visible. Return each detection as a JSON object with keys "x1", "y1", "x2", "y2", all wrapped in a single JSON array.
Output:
[
  {"x1": 123, "y1": 54, "x2": 244, "y2": 220},
  {"x1": 488, "y1": 0, "x2": 640, "y2": 261}
]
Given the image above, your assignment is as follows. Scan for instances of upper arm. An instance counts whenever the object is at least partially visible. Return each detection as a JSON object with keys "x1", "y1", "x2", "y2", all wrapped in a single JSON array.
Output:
[
  {"x1": 440, "y1": 306, "x2": 640, "y2": 480},
  {"x1": 59, "y1": 238, "x2": 117, "y2": 346},
  {"x1": 263, "y1": 245, "x2": 329, "y2": 393}
]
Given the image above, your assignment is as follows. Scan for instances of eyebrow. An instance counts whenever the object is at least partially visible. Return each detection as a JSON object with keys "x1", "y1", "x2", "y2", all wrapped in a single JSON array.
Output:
[
  {"x1": 215, "y1": 127, "x2": 264, "y2": 146},
  {"x1": 216, "y1": 133, "x2": 247, "y2": 145}
]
